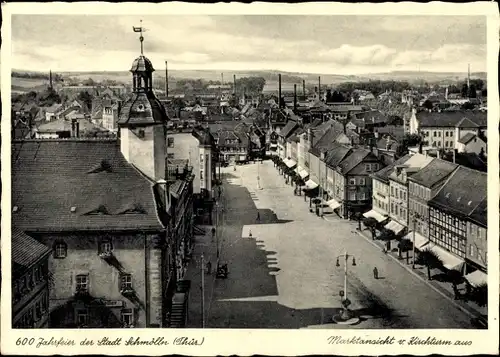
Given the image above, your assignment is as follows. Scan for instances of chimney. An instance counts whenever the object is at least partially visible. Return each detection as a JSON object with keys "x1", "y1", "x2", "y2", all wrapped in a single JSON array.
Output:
[
  {"x1": 467, "y1": 63, "x2": 470, "y2": 90},
  {"x1": 318, "y1": 76, "x2": 321, "y2": 96},
  {"x1": 302, "y1": 80, "x2": 306, "y2": 98},
  {"x1": 278, "y1": 74, "x2": 282, "y2": 109},
  {"x1": 307, "y1": 127, "x2": 313, "y2": 144},
  {"x1": 221, "y1": 73, "x2": 224, "y2": 85},
  {"x1": 71, "y1": 119, "x2": 76, "y2": 138},
  {"x1": 233, "y1": 74, "x2": 236, "y2": 95},
  {"x1": 49, "y1": 70, "x2": 53, "y2": 90},
  {"x1": 76, "y1": 122, "x2": 80, "y2": 138},
  {"x1": 293, "y1": 84, "x2": 297, "y2": 112},
  {"x1": 165, "y1": 61, "x2": 169, "y2": 98}
]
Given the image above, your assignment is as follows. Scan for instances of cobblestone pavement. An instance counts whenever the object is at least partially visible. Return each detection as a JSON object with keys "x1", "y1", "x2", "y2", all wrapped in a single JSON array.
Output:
[{"x1": 187, "y1": 160, "x2": 477, "y2": 329}]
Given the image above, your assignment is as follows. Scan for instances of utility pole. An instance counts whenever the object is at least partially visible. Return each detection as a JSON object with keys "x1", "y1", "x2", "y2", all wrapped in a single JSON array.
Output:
[
  {"x1": 201, "y1": 253, "x2": 205, "y2": 328},
  {"x1": 165, "y1": 61, "x2": 169, "y2": 98}
]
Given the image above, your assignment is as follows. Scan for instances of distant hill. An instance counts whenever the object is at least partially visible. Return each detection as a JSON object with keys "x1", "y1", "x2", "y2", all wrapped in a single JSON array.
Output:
[{"x1": 12, "y1": 68, "x2": 487, "y2": 91}]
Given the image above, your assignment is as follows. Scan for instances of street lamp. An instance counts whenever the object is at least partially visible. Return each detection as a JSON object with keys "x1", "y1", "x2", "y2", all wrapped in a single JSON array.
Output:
[
  {"x1": 335, "y1": 252, "x2": 357, "y2": 320},
  {"x1": 257, "y1": 159, "x2": 261, "y2": 190},
  {"x1": 215, "y1": 202, "x2": 220, "y2": 259}
]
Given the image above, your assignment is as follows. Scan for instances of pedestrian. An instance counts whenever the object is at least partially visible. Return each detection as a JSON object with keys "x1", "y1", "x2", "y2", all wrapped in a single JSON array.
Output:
[
  {"x1": 206, "y1": 261, "x2": 212, "y2": 275},
  {"x1": 256, "y1": 212, "x2": 260, "y2": 221},
  {"x1": 373, "y1": 267, "x2": 379, "y2": 279}
]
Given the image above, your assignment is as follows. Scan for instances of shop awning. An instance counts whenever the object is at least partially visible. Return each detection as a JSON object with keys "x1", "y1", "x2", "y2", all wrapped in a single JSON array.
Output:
[
  {"x1": 299, "y1": 169, "x2": 309, "y2": 179},
  {"x1": 465, "y1": 270, "x2": 487, "y2": 287},
  {"x1": 428, "y1": 245, "x2": 465, "y2": 271},
  {"x1": 384, "y1": 220, "x2": 405, "y2": 235},
  {"x1": 304, "y1": 179, "x2": 319, "y2": 190},
  {"x1": 403, "y1": 231, "x2": 430, "y2": 250},
  {"x1": 326, "y1": 198, "x2": 341, "y2": 210},
  {"x1": 363, "y1": 209, "x2": 388, "y2": 223},
  {"x1": 285, "y1": 159, "x2": 297, "y2": 168}
]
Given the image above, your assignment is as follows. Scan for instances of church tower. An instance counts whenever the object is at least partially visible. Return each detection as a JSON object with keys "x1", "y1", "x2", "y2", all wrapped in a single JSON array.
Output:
[{"x1": 118, "y1": 23, "x2": 168, "y2": 182}]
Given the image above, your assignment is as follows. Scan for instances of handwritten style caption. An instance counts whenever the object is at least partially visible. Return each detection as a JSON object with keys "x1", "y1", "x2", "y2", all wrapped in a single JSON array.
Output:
[
  {"x1": 16, "y1": 336, "x2": 204, "y2": 349},
  {"x1": 327, "y1": 335, "x2": 473, "y2": 346}
]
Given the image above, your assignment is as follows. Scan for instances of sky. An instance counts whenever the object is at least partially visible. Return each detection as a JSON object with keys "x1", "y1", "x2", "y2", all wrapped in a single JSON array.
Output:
[{"x1": 11, "y1": 15, "x2": 487, "y2": 75}]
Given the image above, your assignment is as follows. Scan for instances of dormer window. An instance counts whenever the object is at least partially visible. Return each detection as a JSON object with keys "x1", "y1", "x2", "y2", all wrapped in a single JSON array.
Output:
[
  {"x1": 84, "y1": 205, "x2": 109, "y2": 215},
  {"x1": 136, "y1": 104, "x2": 145, "y2": 112}
]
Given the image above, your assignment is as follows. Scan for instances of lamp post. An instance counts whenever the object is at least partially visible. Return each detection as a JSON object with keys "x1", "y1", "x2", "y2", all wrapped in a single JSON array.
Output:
[
  {"x1": 335, "y1": 252, "x2": 357, "y2": 320},
  {"x1": 215, "y1": 202, "x2": 220, "y2": 259},
  {"x1": 257, "y1": 159, "x2": 261, "y2": 190}
]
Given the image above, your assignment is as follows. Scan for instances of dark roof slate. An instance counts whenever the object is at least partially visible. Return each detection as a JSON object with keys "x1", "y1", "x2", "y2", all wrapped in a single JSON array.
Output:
[
  {"x1": 12, "y1": 229, "x2": 51, "y2": 277},
  {"x1": 279, "y1": 120, "x2": 299, "y2": 138},
  {"x1": 457, "y1": 132, "x2": 477, "y2": 144},
  {"x1": 324, "y1": 143, "x2": 351, "y2": 169},
  {"x1": 428, "y1": 166, "x2": 487, "y2": 218},
  {"x1": 118, "y1": 92, "x2": 168, "y2": 126},
  {"x1": 407, "y1": 158, "x2": 458, "y2": 187},
  {"x1": 337, "y1": 148, "x2": 372, "y2": 174},
  {"x1": 417, "y1": 111, "x2": 487, "y2": 128},
  {"x1": 12, "y1": 140, "x2": 164, "y2": 232}
]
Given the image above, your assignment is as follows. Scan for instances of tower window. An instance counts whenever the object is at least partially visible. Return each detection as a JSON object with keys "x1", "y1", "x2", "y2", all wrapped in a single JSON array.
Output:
[{"x1": 54, "y1": 241, "x2": 67, "y2": 259}]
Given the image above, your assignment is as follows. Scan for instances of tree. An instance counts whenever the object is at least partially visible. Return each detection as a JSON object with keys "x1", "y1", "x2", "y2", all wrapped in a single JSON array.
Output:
[
  {"x1": 172, "y1": 97, "x2": 186, "y2": 118},
  {"x1": 468, "y1": 84, "x2": 477, "y2": 98},
  {"x1": 415, "y1": 248, "x2": 443, "y2": 280},
  {"x1": 397, "y1": 238, "x2": 412, "y2": 263},
  {"x1": 461, "y1": 83, "x2": 469, "y2": 98},
  {"x1": 396, "y1": 133, "x2": 422, "y2": 158},
  {"x1": 461, "y1": 101, "x2": 475, "y2": 110},
  {"x1": 82, "y1": 77, "x2": 96, "y2": 86},
  {"x1": 422, "y1": 99, "x2": 434, "y2": 110},
  {"x1": 378, "y1": 228, "x2": 396, "y2": 251},
  {"x1": 326, "y1": 89, "x2": 332, "y2": 102},
  {"x1": 351, "y1": 211, "x2": 364, "y2": 231},
  {"x1": 363, "y1": 217, "x2": 378, "y2": 240},
  {"x1": 469, "y1": 282, "x2": 487, "y2": 307},
  {"x1": 77, "y1": 91, "x2": 93, "y2": 111}
]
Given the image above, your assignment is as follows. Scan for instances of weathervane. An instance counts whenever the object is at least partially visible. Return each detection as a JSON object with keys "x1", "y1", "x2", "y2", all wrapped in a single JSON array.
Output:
[{"x1": 133, "y1": 20, "x2": 147, "y2": 55}]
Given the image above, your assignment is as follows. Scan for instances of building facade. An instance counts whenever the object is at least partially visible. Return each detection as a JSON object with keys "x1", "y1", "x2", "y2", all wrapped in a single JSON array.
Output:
[
  {"x1": 427, "y1": 166, "x2": 487, "y2": 273},
  {"x1": 12, "y1": 229, "x2": 51, "y2": 328}
]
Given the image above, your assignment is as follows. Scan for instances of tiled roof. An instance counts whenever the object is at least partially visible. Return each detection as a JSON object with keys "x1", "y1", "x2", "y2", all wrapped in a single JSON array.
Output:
[
  {"x1": 376, "y1": 135, "x2": 399, "y2": 151},
  {"x1": 353, "y1": 110, "x2": 388, "y2": 124},
  {"x1": 279, "y1": 120, "x2": 299, "y2": 138},
  {"x1": 324, "y1": 143, "x2": 351, "y2": 169},
  {"x1": 12, "y1": 228, "x2": 51, "y2": 277},
  {"x1": 337, "y1": 148, "x2": 372, "y2": 174},
  {"x1": 371, "y1": 154, "x2": 412, "y2": 183},
  {"x1": 118, "y1": 92, "x2": 168, "y2": 126},
  {"x1": 12, "y1": 140, "x2": 164, "y2": 232},
  {"x1": 417, "y1": 111, "x2": 487, "y2": 128},
  {"x1": 458, "y1": 132, "x2": 477, "y2": 144},
  {"x1": 408, "y1": 158, "x2": 458, "y2": 187},
  {"x1": 389, "y1": 153, "x2": 433, "y2": 182},
  {"x1": 309, "y1": 124, "x2": 342, "y2": 156},
  {"x1": 428, "y1": 166, "x2": 487, "y2": 218}
]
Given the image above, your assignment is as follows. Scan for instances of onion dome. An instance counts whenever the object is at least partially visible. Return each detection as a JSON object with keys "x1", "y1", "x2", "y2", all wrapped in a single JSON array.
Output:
[{"x1": 130, "y1": 55, "x2": 155, "y2": 73}]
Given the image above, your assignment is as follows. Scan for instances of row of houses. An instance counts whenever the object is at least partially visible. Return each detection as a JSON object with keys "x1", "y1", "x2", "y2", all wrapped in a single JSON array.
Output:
[
  {"x1": 367, "y1": 154, "x2": 487, "y2": 285},
  {"x1": 275, "y1": 112, "x2": 487, "y2": 288}
]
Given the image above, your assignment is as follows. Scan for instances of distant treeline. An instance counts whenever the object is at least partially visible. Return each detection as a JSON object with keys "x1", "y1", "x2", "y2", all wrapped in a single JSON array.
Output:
[
  {"x1": 12, "y1": 71, "x2": 64, "y2": 82},
  {"x1": 336, "y1": 80, "x2": 412, "y2": 97},
  {"x1": 174, "y1": 76, "x2": 266, "y2": 94}
]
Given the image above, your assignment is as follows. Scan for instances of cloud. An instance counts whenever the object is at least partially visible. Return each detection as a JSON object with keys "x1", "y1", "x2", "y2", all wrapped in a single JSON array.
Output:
[{"x1": 316, "y1": 44, "x2": 397, "y2": 66}]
